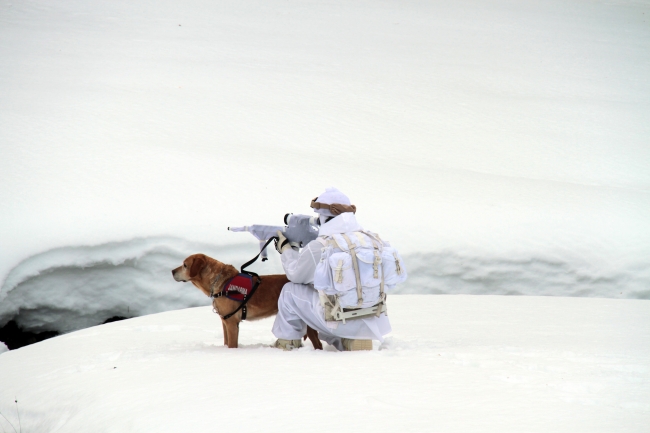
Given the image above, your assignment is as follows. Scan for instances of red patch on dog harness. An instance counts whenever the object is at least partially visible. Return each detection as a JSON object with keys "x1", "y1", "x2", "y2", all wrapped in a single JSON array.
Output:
[{"x1": 223, "y1": 273, "x2": 254, "y2": 301}]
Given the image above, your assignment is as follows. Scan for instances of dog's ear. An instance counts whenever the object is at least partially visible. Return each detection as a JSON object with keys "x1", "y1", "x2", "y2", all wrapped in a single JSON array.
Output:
[{"x1": 189, "y1": 256, "x2": 206, "y2": 278}]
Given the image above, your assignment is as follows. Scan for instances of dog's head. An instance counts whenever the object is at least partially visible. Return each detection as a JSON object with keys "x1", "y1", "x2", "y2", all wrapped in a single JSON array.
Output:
[{"x1": 172, "y1": 254, "x2": 208, "y2": 282}]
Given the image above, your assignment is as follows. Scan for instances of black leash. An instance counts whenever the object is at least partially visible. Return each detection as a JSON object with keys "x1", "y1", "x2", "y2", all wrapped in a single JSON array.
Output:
[
  {"x1": 239, "y1": 236, "x2": 278, "y2": 273},
  {"x1": 219, "y1": 236, "x2": 278, "y2": 321}
]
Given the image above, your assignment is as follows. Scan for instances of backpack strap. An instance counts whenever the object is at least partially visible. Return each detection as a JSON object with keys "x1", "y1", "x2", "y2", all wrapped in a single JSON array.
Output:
[
  {"x1": 353, "y1": 232, "x2": 367, "y2": 247},
  {"x1": 340, "y1": 233, "x2": 364, "y2": 308},
  {"x1": 361, "y1": 230, "x2": 385, "y2": 249},
  {"x1": 318, "y1": 291, "x2": 344, "y2": 323},
  {"x1": 356, "y1": 231, "x2": 385, "y2": 309},
  {"x1": 369, "y1": 237, "x2": 386, "y2": 317},
  {"x1": 393, "y1": 251, "x2": 403, "y2": 275}
]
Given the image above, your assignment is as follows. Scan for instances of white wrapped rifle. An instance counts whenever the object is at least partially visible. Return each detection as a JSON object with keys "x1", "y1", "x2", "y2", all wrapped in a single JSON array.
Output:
[{"x1": 228, "y1": 214, "x2": 320, "y2": 261}]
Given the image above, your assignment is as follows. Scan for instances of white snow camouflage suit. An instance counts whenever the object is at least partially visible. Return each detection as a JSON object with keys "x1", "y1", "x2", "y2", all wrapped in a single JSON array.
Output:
[{"x1": 272, "y1": 212, "x2": 392, "y2": 350}]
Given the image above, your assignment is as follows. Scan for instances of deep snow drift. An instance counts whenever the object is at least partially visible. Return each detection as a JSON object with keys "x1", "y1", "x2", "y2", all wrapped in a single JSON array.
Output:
[
  {"x1": 1, "y1": 0, "x2": 650, "y2": 336},
  {"x1": 2, "y1": 236, "x2": 649, "y2": 340},
  {"x1": 0, "y1": 237, "x2": 219, "y2": 334},
  {"x1": 0, "y1": 295, "x2": 648, "y2": 433}
]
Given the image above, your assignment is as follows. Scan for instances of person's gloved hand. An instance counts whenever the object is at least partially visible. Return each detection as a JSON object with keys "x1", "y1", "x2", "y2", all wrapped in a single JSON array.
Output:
[
  {"x1": 275, "y1": 231, "x2": 299, "y2": 254},
  {"x1": 275, "y1": 231, "x2": 291, "y2": 254}
]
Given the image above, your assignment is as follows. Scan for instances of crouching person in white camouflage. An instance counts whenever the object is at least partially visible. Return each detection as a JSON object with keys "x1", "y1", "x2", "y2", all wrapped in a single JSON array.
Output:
[{"x1": 272, "y1": 187, "x2": 407, "y2": 351}]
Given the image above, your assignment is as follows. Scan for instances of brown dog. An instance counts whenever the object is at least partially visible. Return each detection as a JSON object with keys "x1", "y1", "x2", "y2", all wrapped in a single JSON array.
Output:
[{"x1": 172, "y1": 254, "x2": 322, "y2": 349}]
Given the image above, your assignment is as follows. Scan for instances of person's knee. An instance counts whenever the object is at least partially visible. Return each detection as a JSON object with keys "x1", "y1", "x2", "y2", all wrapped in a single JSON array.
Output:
[
  {"x1": 278, "y1": 282, "x2": 294, "y2": 303},
  {"x1": 280, "y1": 282, "x2": 307, "y2": 300},
  {"x1": 278, "y1": 282, "x2": 299, "y2": 313}
]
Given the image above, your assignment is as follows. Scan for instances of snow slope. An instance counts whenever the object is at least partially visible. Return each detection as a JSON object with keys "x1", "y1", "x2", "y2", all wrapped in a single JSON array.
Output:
[
  {"x1": 0, "y1": 237, "x2": 220, "y2": 333},
  {"x1": 2, "y1": 235, "x2": 649, "y2": 338},
  {"x1": 0, "y1": 295, "x2": 648, "y2": 432},
  {"x1": 1, "y1": 0, "x2": 650, "y2": 334}
]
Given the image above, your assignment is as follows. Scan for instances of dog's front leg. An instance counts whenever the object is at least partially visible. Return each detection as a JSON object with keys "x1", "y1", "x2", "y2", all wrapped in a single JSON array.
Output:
[
  {"x1": 223, "y1": 319, "x2": 239, "y2": 348},
  {"x1": 221, "y1": 319, "x2": 229, "y2": 346}
]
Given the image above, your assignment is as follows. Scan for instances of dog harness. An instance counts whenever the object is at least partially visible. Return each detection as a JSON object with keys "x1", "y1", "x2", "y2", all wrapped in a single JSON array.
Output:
[
  {"x1": 217, "y1": 274, "x2": 254, "y2": 302},
  {"x1": 209, "y1": 237, "x2": 277, "y2": 321},
  {"x1": 211, "y1": 273, "x2": 259, "y2": 320}
]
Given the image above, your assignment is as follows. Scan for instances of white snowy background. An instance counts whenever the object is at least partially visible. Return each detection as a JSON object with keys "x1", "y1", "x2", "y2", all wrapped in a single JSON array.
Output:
[
  {"x1": 1, "y1": 0, "x2": 649, "y2": 337},
  {"x1": 0, "y1": 0, "x2": 649, "y2": 430}
]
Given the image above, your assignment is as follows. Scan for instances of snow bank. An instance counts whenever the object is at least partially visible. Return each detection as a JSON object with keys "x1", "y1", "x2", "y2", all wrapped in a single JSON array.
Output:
[
  {"x1": 0, "y1": 237, "x2": 283, "y2": 333},
  {"x1": 2, "y1": 235, "x2": 647, "y2": 339},
  {"x1": 398, "y1": 250, "x2": 650, "y2": 299},
  {"x1": 0, "y1": 296, "x2": 648, "y2": 433}
]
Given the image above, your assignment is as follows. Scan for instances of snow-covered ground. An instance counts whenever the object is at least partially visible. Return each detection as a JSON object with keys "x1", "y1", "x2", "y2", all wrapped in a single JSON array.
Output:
[
  {"x1": 1, "y1": 0, "x2": 650, "y2": 336},
  {"x1": 0, "y1": 295, "x2": 648, "y2": 432}
]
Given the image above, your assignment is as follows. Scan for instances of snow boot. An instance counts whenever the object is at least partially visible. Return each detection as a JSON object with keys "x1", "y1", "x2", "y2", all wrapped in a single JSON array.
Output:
[
  {"x1": 272, "y1": 339, "x2": 303, "y2": 351},
  {"x1": 342, "y1": 338, "x2": 372, "y2": 351}
]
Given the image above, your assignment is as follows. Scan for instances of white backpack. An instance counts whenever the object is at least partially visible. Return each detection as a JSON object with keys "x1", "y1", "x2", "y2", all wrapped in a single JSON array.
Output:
[{"x1": 313, "y1": 231, "x2": 407, "y2": 323}]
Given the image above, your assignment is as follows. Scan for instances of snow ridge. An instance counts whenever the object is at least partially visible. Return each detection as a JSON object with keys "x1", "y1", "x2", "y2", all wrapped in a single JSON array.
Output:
[
  {"x1": 2, "y1": 237, "x2": 648, "y2": 337},
  {"x1": 398, "y1": 252, "x2": 650, "y2": 299},
  {"x1": 0, "y1": 237, "x2": 276, "y2": 333}
]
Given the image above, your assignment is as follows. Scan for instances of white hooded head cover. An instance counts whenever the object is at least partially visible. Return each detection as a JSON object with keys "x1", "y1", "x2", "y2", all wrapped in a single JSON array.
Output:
[{"x1": 312, "y1": 187, "x2": 352, "y2": 217}]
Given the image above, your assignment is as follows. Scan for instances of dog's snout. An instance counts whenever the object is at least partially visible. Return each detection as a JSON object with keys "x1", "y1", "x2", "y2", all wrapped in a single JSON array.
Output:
[{"x1": 172, "y1": 266, "x2": 187, "y2": 282}]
